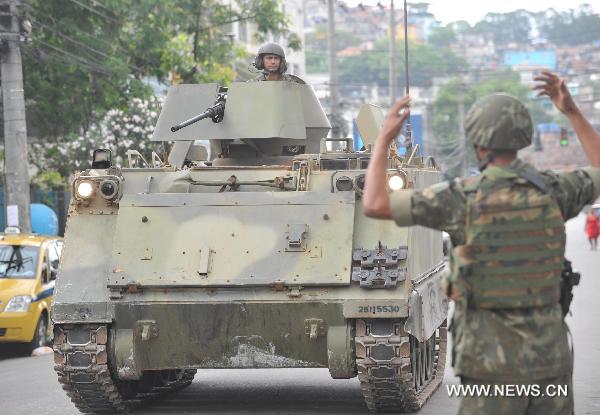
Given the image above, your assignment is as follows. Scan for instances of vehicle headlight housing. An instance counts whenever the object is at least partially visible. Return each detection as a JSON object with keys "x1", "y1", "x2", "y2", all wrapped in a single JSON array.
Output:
[
  {"x1": 99, "y1": 179, "x2": 119, "y2": 199},
  {"x1": 335, "y1": 176, "x2": 354, "y2": 191},
  {"x1": 388, "y1": 170, "x2": 409, "y2": 191},
  {"x1": 75, "y1": 180, "x2": 95, "y2": 200},
  {"x1": 72, "y1": 174, "x2": 123, "y2": 203},
  {"x1": 4, "y1": 295, "x2": 32, "y2": 312}
]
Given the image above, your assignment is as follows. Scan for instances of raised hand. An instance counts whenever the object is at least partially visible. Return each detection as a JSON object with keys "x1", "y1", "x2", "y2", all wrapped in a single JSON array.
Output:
[
  {"x1": 378, "y1": 96, "x2": 411, "y2": 146},
  {"x1": 533, "y1": 71, "x2": 578, "y2": 115}
]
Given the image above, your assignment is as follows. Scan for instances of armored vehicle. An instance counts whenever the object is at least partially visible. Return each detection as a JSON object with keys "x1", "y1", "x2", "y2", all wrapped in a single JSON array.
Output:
[{"x1": 52, "y1": 81, "x2": 447, "y2": 413}]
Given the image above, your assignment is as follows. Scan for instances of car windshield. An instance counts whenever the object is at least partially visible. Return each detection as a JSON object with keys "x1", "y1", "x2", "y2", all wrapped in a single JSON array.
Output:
[{"x1": 0, "y1": 245, "x2": 39, "y2": 279}]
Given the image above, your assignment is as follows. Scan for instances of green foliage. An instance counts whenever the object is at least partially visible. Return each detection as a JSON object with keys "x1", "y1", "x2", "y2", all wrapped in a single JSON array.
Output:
[
  {"x1": 472, "y1": 10, "x2": 531, "y2": 45},
  {"x1": 306, "y1": 50, "x2": 328, "y2": 74},
  {"x1": 448, "y1": 21, "x2": 472, "y2": 34},
  {"x1": 455, "y1": 5, "x2": 600, "y2": 46},
  {"x1": 23, "y1": 0, "x2": 296, "y2": 152},
  {"x1": 22, "y1": 0, "x2": 296, "y2": 179},
  {"x1": 539, "y1": 5, "x2": 600, "y2": 45},
  {"x1": 430, "y1": 71, "x2": 551, "y2": 177},
  {"x1": 337, "y1": 39, "x2": 466, "y2": 88},
  {"x1": 428, "y1": 26, "x2": 457, "y2": 48},
  {"x1": 29, "y1": 94, "x2": 164, "y2": 177},
  {"x1": 305, "y1": 25, "x2": 362, "y2": 74},
  {"x1": 31, "y1": 171, "x2": 66, "y2": 190}
]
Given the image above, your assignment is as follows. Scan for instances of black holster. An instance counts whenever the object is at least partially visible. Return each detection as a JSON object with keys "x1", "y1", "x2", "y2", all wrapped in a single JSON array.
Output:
[{"x1": 559, "y1": 259, "x2": 581, "y2": 317}]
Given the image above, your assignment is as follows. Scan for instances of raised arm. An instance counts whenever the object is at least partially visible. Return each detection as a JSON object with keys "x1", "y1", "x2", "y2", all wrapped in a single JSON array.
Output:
[
  {"x1": 362, "y1": 96, "x2": 411, "y2": 219},
  {"x1": 534, "y1": 71, "x2": 600, "y2": 167}
]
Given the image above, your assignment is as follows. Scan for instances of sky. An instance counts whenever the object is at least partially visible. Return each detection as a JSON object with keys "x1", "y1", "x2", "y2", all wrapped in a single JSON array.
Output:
[{"x1": 343, "y1": 0, "x2": 600, "y2": 25}]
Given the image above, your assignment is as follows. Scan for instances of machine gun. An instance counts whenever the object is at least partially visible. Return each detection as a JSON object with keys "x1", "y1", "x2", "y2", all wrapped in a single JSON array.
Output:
[{"x1": 171, "y1": 87, "x2": 228, "y2": 132}]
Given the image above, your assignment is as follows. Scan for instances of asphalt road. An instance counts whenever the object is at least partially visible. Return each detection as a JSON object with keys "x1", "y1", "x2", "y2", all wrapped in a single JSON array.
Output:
[{"x1": 0, "y1": 213, "x2": 598, "y2": 415}]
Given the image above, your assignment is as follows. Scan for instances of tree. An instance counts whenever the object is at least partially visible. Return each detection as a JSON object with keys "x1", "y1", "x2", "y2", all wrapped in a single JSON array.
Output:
[
  {"x1": 430, "y1": 70, "x2": 550, "y2": 177},
  {"x1": 23, "y1": 1, "x2": 297, "y2": 138},
  {"x1": 21, "y1": 0, "x2": 297, "y2": 180},
  {"x1": 305, "y1": 24, "x2": 362, "y2": 74},
  {"x1": 471, "y1": 10, "x2": 532, "y2": 45},
  {"x1": 428, "y1": 25, "x2": 457, "y2": 48},
  {"x1": 337, "y1": 38, "x2": 467, "y2": 93},
  {"x1": 538, "y1": 5, "x2": 600, "y2": 45},
  {"x1": 30, "y1": 95, "x2": 163, "y2": 180}
]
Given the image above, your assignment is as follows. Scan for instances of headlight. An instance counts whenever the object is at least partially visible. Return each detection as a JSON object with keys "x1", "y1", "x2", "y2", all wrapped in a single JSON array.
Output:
[
  {"x1": 4, "y1": 295, "x2": 32, "y2": 312},
  {"x1": 388, "y1": 170, "x2": 409, "y2": 191},
  {"x1": 388, "y1": 175, "x2": 405, "y2": 191},
  {"x1": 100, "y1": 179, "x2": 118, "y2": 199},
  {"x1": 73, "y1": 174, "x2": 123, "y2": 203},
  {"x1": 76, "y1": 181, "x2": 94, "y2": 199}
]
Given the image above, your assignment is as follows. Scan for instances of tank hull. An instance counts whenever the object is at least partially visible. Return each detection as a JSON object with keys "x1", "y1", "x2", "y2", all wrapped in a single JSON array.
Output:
[{"x1": 53, "y1": 156, "x2": 448, "y2": 413}]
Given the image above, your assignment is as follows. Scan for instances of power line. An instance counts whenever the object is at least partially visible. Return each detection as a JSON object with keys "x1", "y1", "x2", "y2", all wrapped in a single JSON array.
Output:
[
  {"x1": 33, "y1": 38, "x2": 114, "y2": 75},
  {"x1": 26, "y1": 7, "x2": 265, "y2": 74},
  {"x1": 29, "y1": 17, "x2": 144, "y2": 73},
  {"x1": 86, "y1": 0, "x2": 114, "y2": 14},
  {"x1": 64, "y1": 0, "x2": 120, "y2": 22},
  {"x1": 26, "y1": 9, "x2": 162, "y2": 73}
]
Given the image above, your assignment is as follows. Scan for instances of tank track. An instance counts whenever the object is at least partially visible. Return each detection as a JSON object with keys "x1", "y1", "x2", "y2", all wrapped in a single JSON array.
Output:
[
  {"x1": 355, "y1": 318, "x2": 447, "y2": 413},
  {"x1": 53, "y1": 324, "x2": 196, "y2": 414}
]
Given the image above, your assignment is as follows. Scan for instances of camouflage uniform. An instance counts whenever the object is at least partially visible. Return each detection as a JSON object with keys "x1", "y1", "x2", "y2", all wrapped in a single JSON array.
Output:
[
  {"x1": 247, "y1": 73, "x2": 302, "y2": 83},
  {"x1": 388, "y1": 94, "x2": 600, "y2": 415},
  {"x1": 247, "y1": 43, "x2": 304, "y2": 84}
]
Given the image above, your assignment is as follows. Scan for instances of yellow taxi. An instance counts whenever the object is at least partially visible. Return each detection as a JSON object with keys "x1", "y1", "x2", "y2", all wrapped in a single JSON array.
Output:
[{"x1": 0, "y1": 230, "x2": 63, "y2": 353}]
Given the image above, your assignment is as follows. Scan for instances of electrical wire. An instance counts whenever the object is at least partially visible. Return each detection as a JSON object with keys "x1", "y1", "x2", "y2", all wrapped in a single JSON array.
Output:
[
  {"x1": 29, "y1": 17, "x2": 145, "y2": 74},
  {"x1": 64, "y1": 0, "x2": 120, "y2": 22},
  {"x1": 33, "y1": 38, "x2": 115, "y2": 76}
]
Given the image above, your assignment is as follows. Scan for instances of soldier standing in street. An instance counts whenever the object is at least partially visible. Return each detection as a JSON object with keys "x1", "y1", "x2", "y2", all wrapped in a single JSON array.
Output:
[
  {"x1": 362, "y1": 72, "x2": 600, "y2": 414},
  {"x1": 249, "y1": 42, "x2": 302, "y2": 83}
]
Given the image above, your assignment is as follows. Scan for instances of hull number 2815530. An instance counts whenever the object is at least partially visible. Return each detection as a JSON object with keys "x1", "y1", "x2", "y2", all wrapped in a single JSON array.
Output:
[
  {"x1": 358, "y1": 305, "x2": 401, "y2": 314},
  {"x1": 342, "y1": 301, "x2": 406, "y2": 318}
]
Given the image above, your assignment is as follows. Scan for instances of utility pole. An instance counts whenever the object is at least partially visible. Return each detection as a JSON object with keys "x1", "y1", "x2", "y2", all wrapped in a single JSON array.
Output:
[
  {"x1": 402, "y1": 0, "x2": 412, "y2": 152},
  {"x1": 327, "y1": 0, "x2": 341, "y2": 138},
  {"x1": 389, "y1": 0, "x2": 396, "y2": 104},
  {"x1": 457, "y1": 79, "x2": 467, "y2": 176},
  {"x1": 0, "y1": 0, "x2": 31, "y2": 232}
]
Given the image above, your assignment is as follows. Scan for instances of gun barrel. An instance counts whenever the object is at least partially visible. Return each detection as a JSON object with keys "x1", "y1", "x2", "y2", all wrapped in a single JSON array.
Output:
[
  {"x1": 171, "y1": 111, "x2": 212, "y2": 132},
  {"x1": 170, "y1": 102, "x2": 225, "y2": 132}
]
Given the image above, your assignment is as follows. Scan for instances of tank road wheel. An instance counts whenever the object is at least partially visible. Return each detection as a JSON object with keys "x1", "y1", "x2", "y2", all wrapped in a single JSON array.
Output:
[
  {"x1": 53, "y1": 324, "x2": 197, "y2": 414},
  {"x1": 355, "y1": 319, "x2": 447, "y2": 413}
]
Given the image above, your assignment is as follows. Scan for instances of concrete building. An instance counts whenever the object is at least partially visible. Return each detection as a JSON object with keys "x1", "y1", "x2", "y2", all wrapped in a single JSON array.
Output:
[{"x1": 451, "y1": 32, "x2": 497, "y2": 70}]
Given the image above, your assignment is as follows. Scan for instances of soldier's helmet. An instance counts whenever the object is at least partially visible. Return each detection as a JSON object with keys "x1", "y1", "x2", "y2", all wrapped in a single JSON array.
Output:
[
  {"x1": 254, "y1": 42, "x2": 288, "y2": 74},
  {"x1": 465, "y1": 93, "x2": 533, "y2": 150}
]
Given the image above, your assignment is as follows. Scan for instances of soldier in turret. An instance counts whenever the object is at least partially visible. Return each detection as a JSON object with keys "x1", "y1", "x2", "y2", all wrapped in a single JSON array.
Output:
[
  {"x1": 249, "y1": 42, "x2": 303, "y2": 83},
  {"x1": 362, "y1": 79, "x2": 600, "y2": 413}
]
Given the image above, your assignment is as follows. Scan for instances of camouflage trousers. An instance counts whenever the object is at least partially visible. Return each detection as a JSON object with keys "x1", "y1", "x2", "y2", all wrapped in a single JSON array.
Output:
[{"x1": 457, "y1": 373, "x2": 573, "y2": 415}]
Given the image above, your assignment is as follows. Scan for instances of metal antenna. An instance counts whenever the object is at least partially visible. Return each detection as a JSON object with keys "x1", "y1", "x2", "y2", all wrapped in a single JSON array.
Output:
[{"x1": 403, "y1": 0, "x2": 413, "y2": 155}]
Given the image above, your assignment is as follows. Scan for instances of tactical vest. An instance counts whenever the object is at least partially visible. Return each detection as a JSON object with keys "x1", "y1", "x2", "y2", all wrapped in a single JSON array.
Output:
[{"x1": 449, "y1": 168, "x2": 565, "y2": 309}]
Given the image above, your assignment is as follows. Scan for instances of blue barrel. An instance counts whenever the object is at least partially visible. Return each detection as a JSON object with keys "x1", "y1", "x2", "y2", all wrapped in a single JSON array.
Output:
[{"x1": 30, "y1": 203, "x2": 59, "y2": 236}]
